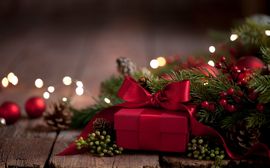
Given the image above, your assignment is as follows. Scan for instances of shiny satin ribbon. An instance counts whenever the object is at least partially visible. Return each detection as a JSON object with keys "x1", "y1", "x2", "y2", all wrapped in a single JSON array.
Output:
[{"x1": 117, "y1": 76, "x2": 190, "y2": 110}]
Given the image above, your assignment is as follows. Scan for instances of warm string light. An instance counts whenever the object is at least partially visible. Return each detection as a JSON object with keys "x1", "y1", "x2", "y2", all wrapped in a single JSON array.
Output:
[
  {"x1": 47, "y1": 86, "x2": 55, "y2": 93},
  {"x1": 209, "y1": 46, "x2": 216, "y2": 53},
  {"x1": 150, "y1": 59, "x2": 159, "y2": 69},
  {"x1": 156, "y1": 57, "x2": 166, "y2": 66},
  {"x1": 7, "y1": 72, "x2": 18, "y2": 85},
  {"x1": 63, "y1": 76, "x2": 72, "y2": 86},
  {"x1": 230, "y1": 34, "x2": 238, "y2": 41},
  {"x1": 150, "y1": 56, "x2": 167, "y2": 69},
  {"x1": 1, "y1": 77, "x2": 9, "y2": 88},
  {"x1": 35, "y1": 78, "x2": 44, "y2": 88},
  {"x1": 75, "y1": 87, "x2": 84, "y2": 96},
  {"x1": 104, "y1": 97, "x2": 111, "y2": 104},
  {"x1": 34, "y1": 75, "x2": 85, "y2": 99},
  {"x1": 62, "y1": 97, "x2": 68, "y2": 102},
  {"x1": 43, "y1": 91, "x2": 50, "y2": 99},
  {"x1": 1, "y1": 72, "x2": 19, "y2": 88},
  {"x1": 265, "y1": 30, "x2": 270, "y2": 36},
  {"x1": 76, "y1": 81, "x2": 83, "y2": 88},
  {"x1": 208, "y1": 60, "x2": 215, "y2": 67}
]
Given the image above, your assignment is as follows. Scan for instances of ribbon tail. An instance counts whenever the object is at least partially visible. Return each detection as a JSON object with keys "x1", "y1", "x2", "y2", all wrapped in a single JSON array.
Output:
[
  {"x1": 188, "y1": 107, "x2": 270, "y2": 160},
  {"x1": 57, "y1": 106, "x2": 120, "y2": 156}
]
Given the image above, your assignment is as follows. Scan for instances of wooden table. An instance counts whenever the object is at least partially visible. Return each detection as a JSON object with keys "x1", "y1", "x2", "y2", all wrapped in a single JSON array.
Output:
[{"x1": 1, "y1": 118, "x2": 270, "y2": 168}]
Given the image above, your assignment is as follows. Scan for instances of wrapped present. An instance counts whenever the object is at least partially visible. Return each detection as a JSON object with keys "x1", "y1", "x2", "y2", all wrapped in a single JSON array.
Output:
[{"x1": 114, "y1": 108, "x2": 189, "y2": 152}]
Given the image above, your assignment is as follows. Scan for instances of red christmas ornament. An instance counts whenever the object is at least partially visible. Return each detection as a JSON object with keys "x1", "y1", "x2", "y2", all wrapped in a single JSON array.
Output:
[
  {"x1": 197, "y1": 64, "x2": 219, "y2": 77},
  {"x1": 0, "y1": 101, "x2": 21, "y2": 124},
  {"x1": 25, "y1": 97, "x2": 46, "y2": 118},
  {"x1": 236, "y1": 56, "x2": 264, "y2": 71}
]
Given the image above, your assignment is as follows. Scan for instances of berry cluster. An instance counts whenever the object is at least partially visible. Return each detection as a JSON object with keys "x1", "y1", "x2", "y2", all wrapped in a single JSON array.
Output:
[
  {"x1": 186, "y1": 136, "x2": 225, "y2": 161},
  {"x1": 75, "y1": 130, "x2": 123, "y2": 157},
  {"x1": 200, "y1": 56, "x2": 266, "y2": 113},
  {"x1": 218, "y1": 88, "x2": 242, "y2": 113},
  {"x1": 215, "y1": 56, "x2": 251, "y2": 86}
]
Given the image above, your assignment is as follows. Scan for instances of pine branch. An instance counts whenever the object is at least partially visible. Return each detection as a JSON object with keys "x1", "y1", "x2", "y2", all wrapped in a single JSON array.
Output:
[
  {"x1": 99, "y1": 76, "x2": 124, "y2": 104},
  {"x1": 246, "y1": 112, "x2": 266, "y2": 128},
  {"x1": 71, "y1": 101, "x2": 111, "y2": 129},
  {"x1": 248, "y1": 74, "x2": 270, "y2": 103},
  {"x1": 220, "y1": 111, "x2": 247, "y2": 130},
  {"x1": 232, "y1": 19, "x2": 270, "y2": 47},
  {"x1": 261, "y1": 47, "x2": 270, "y2": 64},
  {"x1": 197, "y1": 105, "x2": 224, "y2": 128}
]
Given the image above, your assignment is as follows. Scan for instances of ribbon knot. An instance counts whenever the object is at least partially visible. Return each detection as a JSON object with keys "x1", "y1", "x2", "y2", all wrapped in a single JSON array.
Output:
[
  {"x1": 150, "y1": 91, "x2": 165, "y2": 107},
  {"x1": 117, "y1": 76, "x2": 190, "y2": 111}
]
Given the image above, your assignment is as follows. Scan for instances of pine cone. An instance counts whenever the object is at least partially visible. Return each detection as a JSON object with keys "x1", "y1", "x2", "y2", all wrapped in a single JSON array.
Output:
[
  {"x1": 226, "y1": 121, "x2": 261, "y2": 154},
  {"x1": 116, "y1": 57, "x2": 137, "y2": 75},
  {"x1": 93, "y1": 118, "x2": 113, "y2": 133},
  {"x1": 43, "y1": 101, "x2": 73, "y2": 131},
  {"x1": 137, "y1": 76, "x2": 151, "y2": 92}
]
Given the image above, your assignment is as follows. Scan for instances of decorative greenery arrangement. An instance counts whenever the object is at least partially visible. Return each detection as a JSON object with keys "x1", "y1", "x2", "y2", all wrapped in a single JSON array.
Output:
[{"x1": 71, "y1": 16, "x2": 270, "y2": 160}]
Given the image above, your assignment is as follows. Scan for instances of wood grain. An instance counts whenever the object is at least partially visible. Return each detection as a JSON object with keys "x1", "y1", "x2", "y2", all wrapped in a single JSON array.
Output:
[
  {"x1": 161, "y1": 155, "x2": 270, "y2": 168},
  {"x1": 0, "y1": 119, "x2": 57, "y2": 168},
  {"x1": 50, "y1": 130, "x2": 160, "y2": 168}
]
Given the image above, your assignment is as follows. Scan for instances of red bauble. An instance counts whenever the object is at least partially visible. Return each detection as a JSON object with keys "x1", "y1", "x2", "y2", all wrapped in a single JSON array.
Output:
[
  {"x1": 197, "y1": 64, "x2": 219, "y2": 77},
  {"x1": 25, "y1": 97, "x2": 46, "y2": 118},
  {"x1": 0, "y1": 101, "x2": 21, "y2": 124},
  {"x1": 236, "y1": 56, "x2": 264, "y2": 71}
]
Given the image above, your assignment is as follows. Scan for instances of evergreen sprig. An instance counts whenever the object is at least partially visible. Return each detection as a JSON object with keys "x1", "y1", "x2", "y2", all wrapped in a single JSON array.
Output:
[
  {"x1": 71, "y1": 102, "x2": 111, "y2": 129},
  {"x1": 249, "y1": 74, "x2": 270, "y2": 103},
  {"x1": 99, "y1": 76, "x2": 124, "y2": 104},
  {"x1": 261, "y1": 47, "x2": 270, "y2": 64},
  {"x1": 232, "y1": 19, "x2": 270, "y2": 47},
  {"x1": 246, "y1": 112, "x2": 266, "y2": 129}
]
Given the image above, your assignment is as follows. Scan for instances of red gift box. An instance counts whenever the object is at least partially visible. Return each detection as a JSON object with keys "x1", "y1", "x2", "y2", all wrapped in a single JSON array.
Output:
[{"x1": 114, "y1": 108, "x2": 189, "y2": 152}]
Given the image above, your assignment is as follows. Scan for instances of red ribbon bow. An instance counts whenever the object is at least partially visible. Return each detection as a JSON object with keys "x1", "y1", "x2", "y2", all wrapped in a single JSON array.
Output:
[{"x1": 117, "y1": 76, "x2": 190, "y2": 111}]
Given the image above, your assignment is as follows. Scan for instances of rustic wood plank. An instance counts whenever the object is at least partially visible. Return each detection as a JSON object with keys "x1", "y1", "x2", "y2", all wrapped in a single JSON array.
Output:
[
  {"x1": 50, "y1": 130, "x2": 160, "y2": 168},
  {"x1": 0, "y1": 118, "x2": 57, "y2": 168},
  {"x1": 1, "y1": 138, "x2": 53, "y2": 168},
  {"x1": 161, "y1": 155, "x2": 270, "y2": 168}
]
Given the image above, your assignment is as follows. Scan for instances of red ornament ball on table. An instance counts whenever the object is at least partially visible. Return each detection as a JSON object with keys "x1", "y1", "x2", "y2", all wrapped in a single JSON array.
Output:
[
  {"x1": 25, "y1": 97, "x2": 46, "y2": 118},
  {"x1": 236, "y1": 56, "x2": 264, "y2": 71},
  {"x1": 0, "y1": 101, "x2": 21, "y2": 124}
]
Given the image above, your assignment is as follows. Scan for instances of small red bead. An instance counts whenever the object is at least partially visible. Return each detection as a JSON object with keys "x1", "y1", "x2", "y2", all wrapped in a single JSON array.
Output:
[
  {"x1": 231, "y1": 66, "x2": 240, "y2": 73},
  {"x1": 208, "y1": 103, "x2": 216, "y2": 112},
  {"x1": 227, "y1": 88, "x2": 234, "y2": 95},
  {"x1": 215, "y1": 62, "x2": 222, "y2": 69},
  {"x1": 236, "y1": 91, "x2": 244, "y2": 97},
  {"x1": 256, "y1": 104, "x2": 264, "y2": 112},
  {"x1": 201, "y1": 101, "x2": 209, "y2": 108},
  {"x1": 226, "y1": 104, "x2": 236, "y2": 112},
  {"x1": 233, "y1": 96, "x2": 241, "y2": 103},
  {"x1": 239, "y1": 78, "x2": 247, "y2": 86},
  {"x1": 219, "y1": 99, "x2": 227, "y2": 107},
  {"x1": 248, "y1": 92, "x2": 258, "y2": 101},
  {"x1": 220, "y1": 91, "x2": 227, "y2": 97},
  {"x1": 220, "y1": 56, "x2": 226, "y2": 62}
]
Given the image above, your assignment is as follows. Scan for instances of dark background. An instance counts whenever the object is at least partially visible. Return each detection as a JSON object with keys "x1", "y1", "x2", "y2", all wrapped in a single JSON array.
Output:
[
  {"x1": 0, "y1": 0, "x2": 269, "y2": 107},
  {"x1": 0, "y1": 0, "x2": 269, "y2": 29}
]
